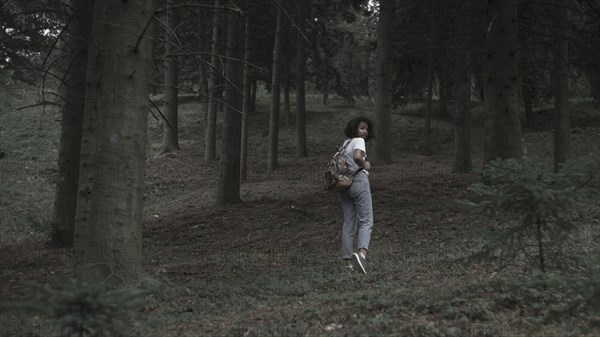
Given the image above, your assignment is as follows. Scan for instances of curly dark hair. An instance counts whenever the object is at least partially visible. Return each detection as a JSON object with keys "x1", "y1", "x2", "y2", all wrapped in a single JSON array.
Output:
[{"x1": 344, "y1": 116, "x2": 375, "y2": 141}]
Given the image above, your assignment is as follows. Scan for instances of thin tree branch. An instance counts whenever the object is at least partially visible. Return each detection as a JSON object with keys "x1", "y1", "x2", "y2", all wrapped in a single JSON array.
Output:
[
  {"x1": 133, "y1": 14, "x2": 156, "y2": 53},
  {"x1": 271, "y1": 0, "x2": 312, "y2": 47},
  {"x1": 16, "y1": 100, "x2": 62, "y2": 111},
  {"x1": 148, "y1": 98, "x2": 176, "y2": 133},
  {"x1": 155, "y1": 4, "x2": 242, "y2": 15}
]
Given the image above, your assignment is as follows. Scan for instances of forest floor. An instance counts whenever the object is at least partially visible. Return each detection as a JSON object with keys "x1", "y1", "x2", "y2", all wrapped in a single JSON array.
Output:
[{"x1": 1, "y1": 95, "x2": 599, "y2": 336}]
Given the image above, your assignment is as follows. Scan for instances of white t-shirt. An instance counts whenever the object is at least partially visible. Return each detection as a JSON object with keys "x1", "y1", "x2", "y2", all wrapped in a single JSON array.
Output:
[{"x1": 342, "y1": 137, "x2": 366, "y2": 174}]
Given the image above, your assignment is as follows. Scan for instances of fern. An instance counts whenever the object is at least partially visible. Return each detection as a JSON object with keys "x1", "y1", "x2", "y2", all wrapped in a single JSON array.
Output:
[{"x1": 1, "y1": 279, "x2": 155, "y2": 337}]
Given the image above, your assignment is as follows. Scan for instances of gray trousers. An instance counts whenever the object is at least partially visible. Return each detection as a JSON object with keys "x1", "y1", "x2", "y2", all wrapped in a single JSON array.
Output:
[{"x1": 340, "y1": 171, "x2": 373, "y2": 260}]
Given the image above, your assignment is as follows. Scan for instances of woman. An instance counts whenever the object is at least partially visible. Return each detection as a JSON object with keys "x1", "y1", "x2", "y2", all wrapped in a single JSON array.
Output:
[{"x1": 340, "y1": 116, "x2": 375, "y2": 274}]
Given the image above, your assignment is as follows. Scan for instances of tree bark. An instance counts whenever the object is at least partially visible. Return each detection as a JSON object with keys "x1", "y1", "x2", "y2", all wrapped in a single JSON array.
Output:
[
  {"x1": 268, "y1": 7, "x2": 283, "y2": 173},
  {"x1": 423, "y1": 0, "x2": 436, "y2": 156},
  {"x1": 217, "y1": 7, "x2": 244, "y2": 206},
  {"x1": 374, "y1": 0, "x2": 395, "y2": 164},
  {"x1": 483, "y1": 0, "x2": 522, "y2": 163},
  {"x1": 205, "y1": 0, "x2": 221, "y2": 161},
  {"x1": 199, "y1": 62, "x2": 209, "y2": 123},
  {"x1": 295, "y1": 0, "x2": 308, "y2": 158},
  {"x1": 553, "y1": 0, "x2": 570, "y2": 171},
  {"x1": 250, "y1": 78, "x2": 257, "y2": 112},
  {"x1": 322, "y1": 81, "x2": 329, "y2": 105},
  {"x1": 198, "y1": 17, "x2": 209, "y2": 117},
  {"x1": 74, "y1": 0, "x2": 155, "y2": 283},
  {"x1": 470, "y1": 0, "x2": 488, "y2": 103},
  {"x1": 282, "y1": 20, "x2": 291, "y2": 128},
  {"x1": 51, "y1": 0, "x2": 94, "y2": 247},
  {"x1": 438, "y1": 63, "x2": 449, "y2": 119},
  {"x1": 240, "y1": 15, "x2": 251, "y2": 184},
  {"x1": 283, "y1": 71, "x2": 291, "y2": 128},
  {"x1": 160, "y1": 0, "x2": 180, "y2": 154},
  {"x1": 453, "y1": 1, "x2": 473, "y2": 173},
  {"x1": 520, "y1": 21, "x2": 536, "y2": 130}
]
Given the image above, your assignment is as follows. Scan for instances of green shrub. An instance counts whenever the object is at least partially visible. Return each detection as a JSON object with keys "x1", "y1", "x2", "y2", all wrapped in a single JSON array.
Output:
[{"x1": 459, "y1": 156, "x2": 599, "y2": 273}]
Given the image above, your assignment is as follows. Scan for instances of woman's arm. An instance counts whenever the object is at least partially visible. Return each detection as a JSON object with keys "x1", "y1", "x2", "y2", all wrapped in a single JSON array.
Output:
[{"x1": 353, "y1": 149, "x2": 371, "y2": 171}]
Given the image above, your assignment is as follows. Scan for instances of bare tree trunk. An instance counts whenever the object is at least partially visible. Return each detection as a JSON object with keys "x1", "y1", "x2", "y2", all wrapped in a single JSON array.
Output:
[
  {"x1": 553, "y1": 0, "x2": 570, "y2": 171},
  {"x1": 51, "y1": 0, "x2": 94, "y2": 247},
  {"x1": 520, "y1": 25, "x2": 536, "y2": 130},
  {"x1": 217, "y1": 7, "x2": 244, "y2": 206},
  {"x1": 374, "y1": 0, "x2": 395, "y2": 164},
  {"x1": 268, "y1": 7, "x2": 283, "y2": 173},
  {"x1": 522, "y1": 83, "x2": 535, "y2": 129},
  {"x1": 471, "y1": 0, "x2": 487, "y2": 103},
  {"x1": 74, "y1": 0, "x2": 154, "y2": 283},
  {"x1": 322, "y1": 82, "x2": 329, "y2": 105},
  {"x1": 438, "y1": 64, "x2": 449, "y2": 119},
  {"x1": 197, "y1": 18, "x2": 209, "y2": 106},
  {"x1": 453, "y1": 1, "x2": 473, "y2": 173},
  {"x1": 295, "y1": 0, "x2": 308, "y2": 158},
  {"x1": 160, "y1": 0, "x2": 180, "y2": 154},
  {"x1": 250, "y1": 78, "x2": 257, "y2": 112},
  {"x1": 423, "y1": 0, "x2": 436, "y2": 156},
  {"x1": 217, "y1": 66, "x2": 225, "y2": 113},
  {"x1": 453, "y1": 62, "x2": 473, "y2": 173},
  {"x1": 199, "y1": 63, "x2": 209, "y2": 121},
  {"x1": 240, "y1": 15, "x2": 251, "y2": 183},
  {"x1": 281, "y1": 20, "x2": 291, "y2": 128},
  {"x1": 483, "y1": 0, "x2": 522, "y2": 163},
  {"x1": 283, "y1": 72, "x2": 291, "y2": 127},
  {"x1": 197, "y1": 18, "x2": 209, "y2": 126},
  {"x1": 205, "y1": 0, "x2": 221, "y2": 161}
]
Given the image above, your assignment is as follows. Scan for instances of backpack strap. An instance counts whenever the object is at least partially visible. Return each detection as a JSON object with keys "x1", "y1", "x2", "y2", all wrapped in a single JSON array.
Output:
[{"x1": 339, "y1": 138, "x2": 351, "y2": 152}]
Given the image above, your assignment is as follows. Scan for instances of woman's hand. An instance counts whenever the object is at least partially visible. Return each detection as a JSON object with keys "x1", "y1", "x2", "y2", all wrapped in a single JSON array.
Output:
[
  {"x1": 353, "y1": 149, "x2": 370, "y2": 171},
  {"x1": 363, "y1": 160, "x2": 371, "y2": 171}
]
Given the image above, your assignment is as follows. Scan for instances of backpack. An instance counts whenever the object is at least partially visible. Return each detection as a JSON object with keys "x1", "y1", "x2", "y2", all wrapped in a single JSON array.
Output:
[{"x1": 323, "y1": 140, "x2": 354, "y2": 192}]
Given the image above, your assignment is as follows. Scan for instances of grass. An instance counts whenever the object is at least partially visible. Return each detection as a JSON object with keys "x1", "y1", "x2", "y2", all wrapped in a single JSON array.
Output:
[
  {"x1": 0, "y1": 89, "x2": 60, "y2": 243},
  {"x1": 1, "y1": 90, "x2": 599, "y2": 336},
  {"x1": 132, "y1": 242, "x2": 598, "y2": 336}
]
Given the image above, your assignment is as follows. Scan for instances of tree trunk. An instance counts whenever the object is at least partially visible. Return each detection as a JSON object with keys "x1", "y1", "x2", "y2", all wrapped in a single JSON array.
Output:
[
  {"x1": 283, "y1": 72, "x2": 291, "y2": 128},
  {"x1": 438, "y1": 64, "x2": 449, "y2": 119},
  {"x1": 251, "y1": 78, "x2": 257, "y2": 112},
  {"x1": 198, "y1": 19, "x2": 209, "y2": 124},
  {"x1": 423, "y1": 0, "x2": 436, "y2": 156},
  {"x1": 522, "y1": 83, "x2": 535, "y2": 129},
  {"x1": 51, "y1": 0, "x2": 94, "y2": 247},
  {"x1": 161, "y1": 0, "x2": 180, "y2": 154},
  {"x1": 453, "y1": 1, "x2": 473, "y2": 173},
  {"x1": 199, "y1": 63, "x2": 209, "y2": 122},
  {"x1": 519, "y1": 19, "x2": 535, "y2": 130},
  {"x1": 217, "y1": 8, "x2": 244, "y2": 206},
  {"x1": 295, "y1": 0, "x2": 308, "y2": 158},
  {"x1": 453, "y1": 60, "x2": 472, "y2": 173},
  {"x1": 240, "y1": 14, "x2": 251, "y2": 183},
  {"x1": 73, "y1": 0, "x2": 154, "y2": 283},
  {"x1": 281, "y1": 20, "x2": 291, "y2": 128},
  {"x1": 205, "y1": 0, "x2": 221, "y2": 161},
  {"x1": 483, "y1": 0, "x2": 522, "y2": 163},
  {"x1": 535, "y1": 213, "x2": 546, "y2": 273},
  {"x1": 267, "y1": 7, "x2": 283, "y2": 173},
  {"x1": 553, "y1": 0, "x2": 570, "y2": 172},
  {"x1": 470, "y1": 0, "x2": 487, "y2": 103},
  {"x1": 217, "y1": 66, "x2": 225, "y2": 113},
  {"x1": 374, "y1": 0, "x2": 395, "y2": 164},
  {"x1": 197, "y1": 14, "x2": 212, "y2": 123}
]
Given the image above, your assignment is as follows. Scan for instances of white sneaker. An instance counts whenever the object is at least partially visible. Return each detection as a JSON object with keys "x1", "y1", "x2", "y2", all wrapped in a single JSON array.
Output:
[{"x1": 351, "y1": 252, "x2": 366, "y2": 275}]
